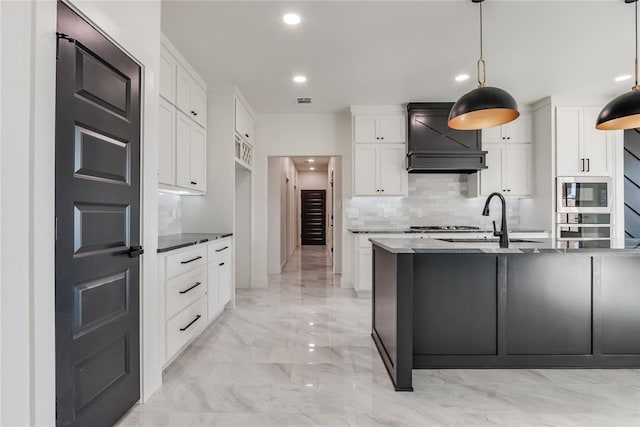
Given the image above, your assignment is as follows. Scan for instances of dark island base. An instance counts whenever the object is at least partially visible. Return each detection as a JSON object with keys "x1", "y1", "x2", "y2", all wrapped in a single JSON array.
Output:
[{"x1": 372, "y1": 248, "x2": 640, "y2": 391}]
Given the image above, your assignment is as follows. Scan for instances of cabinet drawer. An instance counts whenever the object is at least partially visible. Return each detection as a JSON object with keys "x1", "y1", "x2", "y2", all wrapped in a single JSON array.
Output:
[
  {"x1": 166, "y1": 246, "x2": 207, "y2": 279},
  {"x1": 166, "y1": 297, "x2": 207, "y2": 360},
  {"x1": 166, "y1": 267, "x2": 206, "y2": 319},
  {"x1": 208, "y1": 239, "x2": 232, "y2": 260}
]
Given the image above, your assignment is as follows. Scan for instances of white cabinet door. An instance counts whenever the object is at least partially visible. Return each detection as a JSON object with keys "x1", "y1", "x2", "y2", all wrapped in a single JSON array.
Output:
[
  {"x1": 482, "y1": 126, "x2": 504, "y2": 144},
  {"x1": 190, "y1": 84, "x2": 206, "y2": 128},
  {"x1": 176, "y1": 112, "x2": 192, "y2": 189},
  {"x1": 504, "y1": 112, "x2": 533, "y2": 143},
  {"x1": 354, "y1": 116, "x2": 377, "y2": 143},
  {"x1": 505, "y1": 144, "x2": 532, "y2": 196},
  {"x1": 217, "y1": 254, "x2": 232, "y2": 307},
  {"x1": 189, "y1": 125, "x2": 206, "y2": 192},
  {"x1": 481, "y1": 144, "x2": 503, "y2": 195},
  {"x1": 158, "y1": 99, "x2": 176, "y2": 185},
  {"x1": 176, "y1": 65, "x2": 191, "y2": 117},
  {"x1": 378, "y1": 145, "x2": 406, "y2": 195},
  {"x1": 207, "y1": 263, "x2": 219, "y2": 321},
  {"x1": 235, "y1": 99, "x2": 255, "y2": 145},
  {"x1": 378, "y1": 115, "x2": 406, "y2": 143},
  {"x1": 556, "y1": 106, "x2": 583, "y2": 176},
  {"x1": 354, "y1": 145, "x2": 379, "y2": 195},
  {"x1": 582, "y1": 106, "x2": 609, "y2": 175},
  {"x1": 159, "y1": 46, "x2": 176, "y2": 103},
  {"x1": 357, "y1": 247, "x2": 372, "y2": 291}
]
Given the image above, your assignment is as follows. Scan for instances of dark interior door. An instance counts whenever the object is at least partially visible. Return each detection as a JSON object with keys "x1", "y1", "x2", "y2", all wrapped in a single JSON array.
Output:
[
  {"x1": 301, "y1": 190, "x2": 326, "y2": 245},
  {"x1": 55, "y1": 2, "x2": 141, "y2": 425},
  {"x1": 625, "y1": 129, "x2": 640, "y2": 238}
]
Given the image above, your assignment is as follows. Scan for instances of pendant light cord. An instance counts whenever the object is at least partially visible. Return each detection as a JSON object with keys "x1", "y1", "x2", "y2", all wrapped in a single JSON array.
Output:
[
  {"x1": 635, "y1": 0, "x2": 639, "y2": 90},
  {"x1": 480, "y1": 2, "x2": 484, "y2": 60},
  {"x1": 477, "y1": 1, "x2": 486, "y2": 87}
]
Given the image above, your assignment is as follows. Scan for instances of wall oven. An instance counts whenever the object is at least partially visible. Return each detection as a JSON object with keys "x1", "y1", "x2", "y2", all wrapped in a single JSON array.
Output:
[
  {"x1": 556, "y1": 212, "x2": 612, "y2": 248},
  {"x1": 557, "y1": 177, "x2": 612, "y2": 214}
]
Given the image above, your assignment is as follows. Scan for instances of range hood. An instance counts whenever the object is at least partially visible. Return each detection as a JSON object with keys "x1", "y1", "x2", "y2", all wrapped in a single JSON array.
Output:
[{"x1": 406, "y1": 102, "x2": 487, "y2": 173}]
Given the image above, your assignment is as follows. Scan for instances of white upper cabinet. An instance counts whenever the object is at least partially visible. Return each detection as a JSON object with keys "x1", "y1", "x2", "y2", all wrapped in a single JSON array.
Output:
[
  {"x1": 176, "y1": 111, "x2": 206, "y2": 193},
  {"x1": 483, "y1": 112, "x2": 532, "y2": 143},
  {"x1": 556, "y1": 106, "x2": 611, "y2": 176},
  {"x1": 159, "y1": 46, "x2": 176, "y2": 104},
  {"x1": 158, "y1": 98, "x2": 176, "y2": 185},
  {"x1": 235, "y1": 98, "x2": 255, "y2": 146},
  {"x1": 176, "y1": 64, "x2": 206, "y2": 128},
  {"x1": 354, "y1": 114, "x2": 406, "y2": 143},
  {"x1": 470, "y1": 143, "x2": 533, "y2": 197},
  {"x1": 353, "y1": 144, "x2": 407, "y2": 196}
]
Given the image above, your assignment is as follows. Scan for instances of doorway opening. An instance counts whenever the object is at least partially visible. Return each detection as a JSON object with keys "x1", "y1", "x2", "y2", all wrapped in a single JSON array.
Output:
[{"x1": 267, "y1": 156, "x2": 342, "y2": 275}]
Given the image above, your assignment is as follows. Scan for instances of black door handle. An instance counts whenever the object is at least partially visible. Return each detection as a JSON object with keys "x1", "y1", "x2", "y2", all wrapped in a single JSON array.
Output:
[
  {"x1": 245, "y1": 133, "x2": 250, "y2": 138},
  {"x1": 190, "y1": 181, "x2": 197, "y2": 185},
  {"x1": 215, "y1": 246, "x2": 229, "y2": 252},
  {"x1": 179, "y1": 282, "x2": 202, "y2": 294},
  {"x1": 191, "y1": 110, "x2": 198, "y2": 116},
  {"x1": 219, "y1": 262, "x2": 225, "y2": 266},
  {"x1": 181, "y1": 256, "x2": 202, "y2": 264},
  {"x1": 128, "y1": 245, "x2": 144, "y2": 258},
  {"x1": 179, "y1": 315, "x2": 202, "y2": 331}
]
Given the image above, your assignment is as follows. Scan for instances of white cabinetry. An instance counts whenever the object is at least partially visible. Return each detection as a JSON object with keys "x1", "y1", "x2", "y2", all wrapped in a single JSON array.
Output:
[
  {"x1": 158, "y1": 35, "x2": 208, "y2": 194},
  {"x1": 469, "y1": 143, "x2": 533, "y2": 197},
  {"x1": 482, "y1": 112, "x2": 532, "y2": 144},
  {"x1": 176, "y1": 112, "x2": 206, "y2": 192},
  {"x1": 159, "y1": 237, "x2": 234, "y2": 366},
  {"x1": 235, "y1": 98, "x2": 255, "y2": 146},
  {"x1": 556, "y1": 106, "x2": 612, "y2": 176},
  {"x1": 354, "y1": 144, "x2": 407, "y2": 196},
  {"x1": 354, "y1": 114, "x2": 406, "y2": 143}
]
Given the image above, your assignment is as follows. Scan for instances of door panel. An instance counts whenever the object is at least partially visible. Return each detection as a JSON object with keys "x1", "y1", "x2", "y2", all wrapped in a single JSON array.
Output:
[
  {"x1": 301, "y1": 190, "x2": 326, "y2": 245},
  {"x1": 505, "y1": 144, "x2": 532, "y2": 196},
  {"x1": 481, "y1": 144, "x2": 503, "y2": 195},
  {"x1": 176, "y1": 111, "x2": 191, "y2": 189},
  {"x1": 354, "y1": 145, "x2": 378, "y2": 195},
  {"x1": 378, "y1": 145, "x2": 406, "y2": 195},
  {"x1": 158, "y1": 99, "x2": 176, "y2": 185},
  {"x1": 56, "y1": 3, "x2": 141, "y2": 426},
  {"x1": 189, "y1": 125, "x2": 206, "y2": 191},
  {"x1": 379, "y1": 115, "x2": 406, "y2": 143},
  {"x1": 582, "y1": 106, "x2": 609, "y2": 175},
  {"x1": 354, "y1": 116, "x2": 377, "y2": 143},
  {"x1": 504, "y1": 112, "x2": 532, "y2": 143},
  {"x1": 556, "y1": 107, "x2": 584, "y2": 176}
]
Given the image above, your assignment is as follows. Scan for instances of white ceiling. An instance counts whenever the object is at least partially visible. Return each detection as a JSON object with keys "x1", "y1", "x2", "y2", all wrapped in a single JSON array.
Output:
[
  {"x1": 290, "y1": 156, "x2": 330, "y2": 171},
  {"x1": 162, "y1": 0, "x2": 636, "y2": 113}
]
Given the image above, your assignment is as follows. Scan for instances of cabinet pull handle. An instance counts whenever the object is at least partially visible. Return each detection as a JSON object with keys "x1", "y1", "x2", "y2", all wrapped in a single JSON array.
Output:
[
  {"x1": 580, "y1": 158, "x2": 585, "y2": 172},
  {"x1": 179, "y1": 282, "x2": 202, "y2": 294},
  {"x1": 381, "y1": 189, "x2": 384, "y2": 192},
  {"x1": 180, "y1": 315, "x2": 202, "y2": 331},
  {"x1": 190, "y1": 181, "x2": 197, "y2": 185},
  {"x1": 191, "y1": 110, "x2": 198, "y2": 116},
  {"x1": 215, "y1": 246, "x2": 229, "y2": 252},
  {"x1": 181, "y1": 256, "x2": 202, "y2": 264},
  {"x1": 586, "y1": 158, "x2": 590, "y2": 172},
  {"x1": 245, "y1": 133, "x2": 250, "y2": 138},
  {"x1": 219, "y1": 262, "x2": 225, "y2": 266}
]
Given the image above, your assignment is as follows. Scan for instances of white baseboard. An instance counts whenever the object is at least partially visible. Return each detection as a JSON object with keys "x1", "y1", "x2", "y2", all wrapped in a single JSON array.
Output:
[
  {"x1": 252, "y1": 277, "x2": 269, "y2": 288},
  {"x1": 354, "y1": 289, "x2": 372, "y2": 299}
]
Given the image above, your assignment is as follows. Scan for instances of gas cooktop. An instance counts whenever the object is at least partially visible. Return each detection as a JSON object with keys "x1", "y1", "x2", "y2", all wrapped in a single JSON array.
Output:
[{"x1": 409, "y1": 226, "x2": 481, "y2": 231}]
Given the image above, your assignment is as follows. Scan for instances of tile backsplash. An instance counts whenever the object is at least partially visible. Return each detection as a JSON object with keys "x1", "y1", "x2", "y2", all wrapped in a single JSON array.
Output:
[
  {"x1": 346, "y1": 174, "x2": 521, "y2": 230},
  {"x1": 158, "y1": 192, "x2": 182, "y2": 236}
]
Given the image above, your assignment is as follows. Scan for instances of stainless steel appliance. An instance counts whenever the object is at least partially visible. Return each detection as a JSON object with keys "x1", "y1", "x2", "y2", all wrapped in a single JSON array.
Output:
[
  {"x1": 557, "y1": 177, "x2": 612, "y2": 214},
  {"x1": 409, "y1": 225, "x2": 481, "y2": 231},
  {"x1": 556, "y1": 213, "x2": 612, "y2": 248}
]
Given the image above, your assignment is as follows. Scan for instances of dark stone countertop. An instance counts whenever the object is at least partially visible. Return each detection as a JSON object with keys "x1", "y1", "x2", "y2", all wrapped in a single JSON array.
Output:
[
  {"x1": 158, "y1": 233, "x2": 233, "y2": 253},
  {"x1": 348, "y1": 228, "x2": 550, "y2": 234},
  {"x1": 370, "y1": 238, "x2": 640, "y2": 254}
]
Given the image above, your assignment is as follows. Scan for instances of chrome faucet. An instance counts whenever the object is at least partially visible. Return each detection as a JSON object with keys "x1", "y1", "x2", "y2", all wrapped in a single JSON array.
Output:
[{"x1": 482, "y1": 192, "x2": 509, "y2": 248}]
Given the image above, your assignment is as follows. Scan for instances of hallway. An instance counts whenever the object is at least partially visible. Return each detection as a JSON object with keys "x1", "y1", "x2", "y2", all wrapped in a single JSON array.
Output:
[{"x1": 120, "y1": 247, "x2": 640, "y2": 426}]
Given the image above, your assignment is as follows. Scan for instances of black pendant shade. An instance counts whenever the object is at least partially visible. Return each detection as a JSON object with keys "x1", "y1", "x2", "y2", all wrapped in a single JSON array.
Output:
[
  {"x1": 596, "y1": 89, "x2": 640, "y2": 130},
  {"x1": 448, "y1": 0, "x2": 519, "y2": 131},
  {"x1": 448, "y1": 86, "x2": 520, "y2": 130}
]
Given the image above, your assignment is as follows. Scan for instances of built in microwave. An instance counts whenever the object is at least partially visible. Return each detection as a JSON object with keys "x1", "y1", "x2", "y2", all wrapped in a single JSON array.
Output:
[{"x1": 557, "y1": 177, "x2": 612, "y2": 214}]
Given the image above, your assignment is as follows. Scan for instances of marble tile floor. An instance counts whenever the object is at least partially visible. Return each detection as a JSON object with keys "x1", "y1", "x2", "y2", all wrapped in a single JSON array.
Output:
[{"x1": 119, "y1": 247, "x2": 640, "y2": 427}]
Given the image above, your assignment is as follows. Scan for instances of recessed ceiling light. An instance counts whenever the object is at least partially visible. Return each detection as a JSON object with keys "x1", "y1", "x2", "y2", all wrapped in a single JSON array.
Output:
[
  {"x1": 293, "y1": 75, "x2": 307, "y2": 83},
  {"x1": 310, "y1": 167, "x2": 315, "y2": 171},
  {"x1": 307, "y1": 159, "x2": 314, "y2": 163},
  {"x1": 283, "y1": 13, "x2": 301, "y2": 25},
  {"x1": 455, "y1": 74, "x2": 470, "y2": 82},
  {"x1": 615, "y1": 74, "x2": 632, "y2": 82}
]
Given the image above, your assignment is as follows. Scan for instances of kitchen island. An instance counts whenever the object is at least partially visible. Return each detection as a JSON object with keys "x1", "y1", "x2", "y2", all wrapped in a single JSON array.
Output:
[{"x1": 371, "y1": 237, "x2": 640, "y2": 391}]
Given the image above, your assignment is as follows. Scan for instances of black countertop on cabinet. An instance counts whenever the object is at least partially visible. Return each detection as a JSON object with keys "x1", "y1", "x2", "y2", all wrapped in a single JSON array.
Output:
[{"x1": 158, "y1": 233, "x2": 233, "y2": 253}]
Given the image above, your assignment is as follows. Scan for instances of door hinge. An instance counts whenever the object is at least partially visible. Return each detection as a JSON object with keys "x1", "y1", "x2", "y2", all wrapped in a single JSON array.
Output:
[{"x1": 56, "y1": 32, "x2": 76, "y2": 60}]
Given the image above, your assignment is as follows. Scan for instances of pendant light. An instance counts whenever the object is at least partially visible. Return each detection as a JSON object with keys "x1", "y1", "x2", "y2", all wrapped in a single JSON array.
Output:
[
  {"x1": 448, "y1": 0, "x2": 519, "y2": 130},
  {"x1": 596, "y1": 0, "x2": 640, "y2": 130}
]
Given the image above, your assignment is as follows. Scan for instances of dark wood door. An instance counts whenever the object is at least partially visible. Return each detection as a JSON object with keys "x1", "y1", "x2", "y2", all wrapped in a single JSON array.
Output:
[
  {"x1": 625, "y1": 129, "x2": 640, "y2": 238},
  {"x1": 55, "y1": 2, "x2": 141, "y2": 425},
  {"x1": 301, "y1": 190, "x2": 326, "y2": 245}
]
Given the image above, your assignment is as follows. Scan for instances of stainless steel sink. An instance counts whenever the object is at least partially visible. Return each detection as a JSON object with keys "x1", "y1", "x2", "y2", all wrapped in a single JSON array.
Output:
[{"x1": 436, "y1": 238, "x2": 541, "y2": 244}]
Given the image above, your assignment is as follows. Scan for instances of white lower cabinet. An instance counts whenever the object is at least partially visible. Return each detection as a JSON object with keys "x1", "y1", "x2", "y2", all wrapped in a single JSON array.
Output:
[{"x1": 160, "y1": 237, "x2": 234, "y2": 366}]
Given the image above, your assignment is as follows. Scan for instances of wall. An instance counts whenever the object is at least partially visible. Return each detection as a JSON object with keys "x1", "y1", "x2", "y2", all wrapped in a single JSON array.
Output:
[
  {"x1": 255, "y1": 114, "x2": 352, "y2": 287},
  {"x1": 0, "y1": 0, "x2": 162, "y2": 424},
  {"x1": 298, "y1": 171, "x2": 328, "y2": 190},
  {"x1": 158, "y1": 193, "x2": 183, "y2": 236},
  {"x1": 267, "y1": 157, "x2": 298, "y2": 274},
  {"x1": 346, "y1": 174, "x2": 522, "y2": 230}
]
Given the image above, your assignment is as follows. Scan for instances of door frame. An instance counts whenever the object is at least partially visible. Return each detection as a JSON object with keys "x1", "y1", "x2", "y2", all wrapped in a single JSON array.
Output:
[{"x1": 15, "y1": 1, "x2": 162, "y2": 424}]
